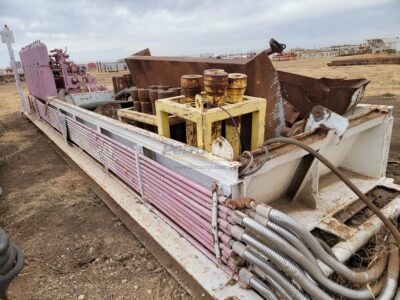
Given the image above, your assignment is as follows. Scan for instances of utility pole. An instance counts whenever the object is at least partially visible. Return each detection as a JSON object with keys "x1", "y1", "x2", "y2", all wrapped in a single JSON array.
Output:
[{"x1": 1, "y1": 25, "x2": 28, "y2": 113}]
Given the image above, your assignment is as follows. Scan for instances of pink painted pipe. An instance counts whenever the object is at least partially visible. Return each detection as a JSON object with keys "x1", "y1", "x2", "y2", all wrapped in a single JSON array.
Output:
[
  {"x1": 142, "y1": 200, "x2": 217, "y2": 263},
  {"x1": 67, "y1": 121, "x2": 137, "y2": 162},
  {"x1": 149, "y1": 202, "x2": 237, "y2": 275},
  {"x1": 140, "y1": 154, "x2": 212, "y2": 198},
  {"x1": 140, "y1": 158, "x2": 211, "y2": 206},
  {"x1": 141, "y1": 166, "x2": 230, "y2": 224},
  {"x1": 142, "y1": 179, "x2": 212, "y2": 235},
  {"x1": 144, "y1": 188, "x2": 215, "y2": 252},
  {"x1": 67, "y1": 127, "x2": 138, "y2": 175},
  {"x1": 145, "y1": 190, "x2": 237, "y2": 269},
  {"x1": 66, "y1": 116, "x2": 136, "y2": 155},
  {"x1": 140, "y1": 167, "x2": 212, "y2": 219},
  {"x1": 142, "y1": 175, "x2": 235, "y2": 255},
  {"x1": 57, "y1": 107, "x2": 237, "y2": 272},
  {"x1": 67, "y1": 117, "x2": 138, "y2": 156},
  {"x1": 68, "y1": 134, "x2": 139, "y2": 190}
]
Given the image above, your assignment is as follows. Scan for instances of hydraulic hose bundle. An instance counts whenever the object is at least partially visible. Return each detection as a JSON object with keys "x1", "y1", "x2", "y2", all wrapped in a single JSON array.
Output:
[
  {"x1": 218, "y1": 137, "x2": 400, "y2": 299},
  {"x1": 226, "y1": 206, "x2": 399, "y2": 299},
  {"x1": 0, "y1": 229, "x2": 24, "y2": 299}
]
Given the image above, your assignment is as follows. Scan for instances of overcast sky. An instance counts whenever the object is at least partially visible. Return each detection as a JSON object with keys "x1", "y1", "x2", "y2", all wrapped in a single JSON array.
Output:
[{"x1": 0, "y1": 0, "x2": 399, "y2": 67}]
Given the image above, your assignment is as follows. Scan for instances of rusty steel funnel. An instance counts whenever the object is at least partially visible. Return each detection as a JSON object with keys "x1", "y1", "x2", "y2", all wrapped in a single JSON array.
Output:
[
  {"x1": 277, "y1": 71, "x2": 370, "y2": 118},
  {"x1": 124, "y1": 51, "x2": 285, "y2": 141}
]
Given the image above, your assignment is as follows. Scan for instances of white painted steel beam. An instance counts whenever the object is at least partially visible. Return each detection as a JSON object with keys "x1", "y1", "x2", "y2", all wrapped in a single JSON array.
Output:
[{"x1": 46, "y1": 97, "x2": 240, "y2": 188}]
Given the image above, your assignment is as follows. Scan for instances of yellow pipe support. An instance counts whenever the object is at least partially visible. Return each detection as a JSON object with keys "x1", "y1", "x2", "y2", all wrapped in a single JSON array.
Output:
[
  {"x1": 225, "y1": 120, "x2": 241, "y2": 158},
  {"x1": 155, "y1": 94, "x2": 266, "y2": 157},
  {"x1": 225, "y1": 73, "x2": 248, "y2": 157}
]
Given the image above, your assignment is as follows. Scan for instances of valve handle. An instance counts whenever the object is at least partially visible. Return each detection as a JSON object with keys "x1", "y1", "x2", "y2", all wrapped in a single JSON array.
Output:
[{"x1": 269, "y1": 38, "x2": 286, "y2": 54}]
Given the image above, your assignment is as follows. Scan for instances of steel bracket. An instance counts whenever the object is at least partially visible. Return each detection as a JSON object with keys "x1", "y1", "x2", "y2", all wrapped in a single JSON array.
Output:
[
  {"x1": 135, "y1": 146, "x2": 145, "y2": 199},
  {"x1": 211, "y1": 182, "x2": 221, "y2": 260},
  {"x1": 58, "y1": 114, "x2": 68, "y2": 143}
]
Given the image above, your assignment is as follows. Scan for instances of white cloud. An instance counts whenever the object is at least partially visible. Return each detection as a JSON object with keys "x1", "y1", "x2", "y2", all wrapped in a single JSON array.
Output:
[{"x1": 0, "y1": 0, "x2": 398, "y2": 66}]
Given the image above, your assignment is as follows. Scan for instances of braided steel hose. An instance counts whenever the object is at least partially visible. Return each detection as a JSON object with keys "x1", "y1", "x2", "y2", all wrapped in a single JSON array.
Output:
[
  {"x1": 235, "y1": 226, "x2": 382, "y2": 299},
  {"x1": 239, "y1": 268, "x2": 279, "y2": 300},
  {"x1": 232, "y1": 241, "x2": 330, "y2": 300},
  {"x1": 266, "y1": 208, "x2": 389, "y2": 284}
]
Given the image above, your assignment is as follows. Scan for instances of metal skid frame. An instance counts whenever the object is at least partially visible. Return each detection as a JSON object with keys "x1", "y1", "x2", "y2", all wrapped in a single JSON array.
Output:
[{"x1": 27, "y1": 95, "x2": 400, "y2": 298}]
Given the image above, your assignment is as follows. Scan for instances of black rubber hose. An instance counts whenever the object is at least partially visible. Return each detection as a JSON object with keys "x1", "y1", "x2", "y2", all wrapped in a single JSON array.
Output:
[
  {"x1": 262, "y1": 137, "x2": 400, "y2": 245},
  {"x1": 0, "y1": 229, "x2": 24, "y2": 297},
  {"x1": 241, "y1": 147, "x2": 268, "y2": 176},
  {"x1": 113, "y1": 88, "x2": 132, "y2": 100}
]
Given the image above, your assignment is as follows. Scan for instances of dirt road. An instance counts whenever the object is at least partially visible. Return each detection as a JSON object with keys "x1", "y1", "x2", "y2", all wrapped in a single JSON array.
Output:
[{"x1": 0, "y1": 56, "x2": 399, "y2": 299}]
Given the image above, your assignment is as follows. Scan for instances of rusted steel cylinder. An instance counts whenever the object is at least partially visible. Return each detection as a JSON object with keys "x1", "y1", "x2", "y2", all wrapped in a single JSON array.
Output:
[
  {"x1": 203, "y1": 69, "x2": 228, "y2": 107},
  {"x1": 155, "y1": 90, "x2": 176, "y2": 115},
  {"x1": 131, "y1": 88, "x2": 141, "y2": 112},
  {"x1": 169, "y1": 87, "x2": 182, "y2": 96},
  {"x1": 181, "y1": 75, "x2": 202, "y2": 147},
  {"x1": 181, "y1": 74, "x2": 203, "y2": 101},
  {"x1": 140, "y1": 102, "x2": 153, "y2": 114},
  {"x1": 157, "y1": 90, "x2": 175, "y2": 99},
  {"x1": 138, "y1": 88, "x2": 150, "y2": 103},
  {"x1": 134, "y1": 101, "x2": 141, "y2": 112},
  {"x1": 131, "y1": 87, "x2": 139, "y2": 101},
  {"x1": 227, "y1": 73, "x2": 247, "y2": 103},
  {"x1": 159, "y1": 85, "x2": 171, "y2": 91},
  {"x1": 149, "y1": 85, "x2": 161, "y2": 90},
  {"x1": 204, "y1": 69, "x2": 228, "y2": 143},
  {"x1": 149, "y1": 89, "x2": 159, "y2": 101},
  {"x1": 149, "y1": 89, "x2": 159, "y2": 115}
]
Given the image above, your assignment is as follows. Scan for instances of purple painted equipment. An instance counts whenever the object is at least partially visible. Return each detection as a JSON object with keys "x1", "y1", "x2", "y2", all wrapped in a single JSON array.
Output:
[{"x1": 19, "y1": 41, "x2": 108, "y2": 107}]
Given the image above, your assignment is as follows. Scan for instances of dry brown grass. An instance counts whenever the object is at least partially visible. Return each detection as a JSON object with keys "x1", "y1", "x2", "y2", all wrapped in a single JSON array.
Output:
[{"x1": 273, "y1": 55, "x2": 400, "y2": 97}]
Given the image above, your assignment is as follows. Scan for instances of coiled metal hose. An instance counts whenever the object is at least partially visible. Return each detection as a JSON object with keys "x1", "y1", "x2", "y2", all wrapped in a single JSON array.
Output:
[
  {"x1": 239, "y1": 268, "x2": 279, "y2": 300},
  {"x1": 229, "y1": 237, "x2": 308, "y2": 300},
  {"x1": 227, "y1": 206, "x2": 398, "y2": 299},
  {"x1": 266, "y1": 208, "x2": 389, "y2": 284},
  {"x1": 232, "y1": 241, "x2": 331, "y2": 300},
  {"x1": 377, "y1": 238, "x2": 399, "y2": 300},
  {"x1": 0, "y1": 229, "x2": 24, "y2": 298},
  {"x1": 234, "y1": 226, "x2": 382, "y2": 299}
]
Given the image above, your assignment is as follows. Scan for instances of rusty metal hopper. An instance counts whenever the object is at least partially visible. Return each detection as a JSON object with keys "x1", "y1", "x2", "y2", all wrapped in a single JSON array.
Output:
[
  {"x1": 277, "y1": 70, "x2": 370, "y2": 118},
  {"x1": 125, "y1": 51, "x2": 285, "y2": 140}
]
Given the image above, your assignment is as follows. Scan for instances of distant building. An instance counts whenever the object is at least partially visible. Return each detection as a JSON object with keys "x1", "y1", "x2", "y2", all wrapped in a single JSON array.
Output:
[
  {"x1": 294, "y1": 37, "x2": 399, "y2": 59},
  {"x1": 365, "y1": 38, "x2": 399, "y2": 53}
]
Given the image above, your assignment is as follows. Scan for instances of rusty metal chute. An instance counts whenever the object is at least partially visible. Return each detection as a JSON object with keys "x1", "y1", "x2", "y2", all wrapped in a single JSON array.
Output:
[{"x1": 278, "y1": 70, "x2": 370, "y2": 118}]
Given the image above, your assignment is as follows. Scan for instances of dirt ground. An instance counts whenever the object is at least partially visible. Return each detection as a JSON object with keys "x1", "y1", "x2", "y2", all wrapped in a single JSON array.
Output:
[{"x1": 0, "y1": 55, "x2": 399, "y2": 300}]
